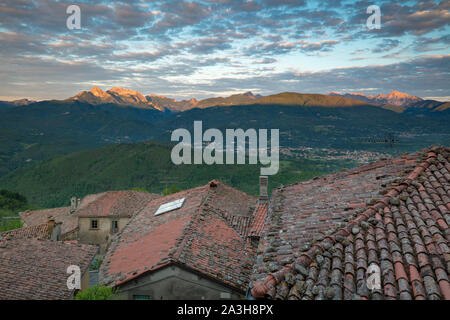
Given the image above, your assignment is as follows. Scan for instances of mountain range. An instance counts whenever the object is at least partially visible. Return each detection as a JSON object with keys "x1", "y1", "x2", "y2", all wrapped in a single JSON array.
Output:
[
  {"x1": 68, "y1": 87, "x2": 429, "y2": 111},
  {"x1": 68, "y1": 87, "x2": 267, "y2": 111},
  {"x1": 0, "y1": 99, "x2": 36, "y2": 109},
  {"x1": 4, "y1": 87, "x2": 448, "y2": 115},
  {"x1": 328, "y1": 90, "x2": 423, "y2": 106},
  {"x1": 0, "y1": 87, "x2": 448, "y2": 175},
  {"x1": 1, "y1": 87, "x2": 448, "y2": 207}
]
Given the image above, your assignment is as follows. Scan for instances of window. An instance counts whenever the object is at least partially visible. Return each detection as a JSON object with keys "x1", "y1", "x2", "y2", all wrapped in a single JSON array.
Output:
[
  {"x1": 133, "y1": 295, "x2": 150, "y2": 300},
  {"x1": 154, "y1": 198, "x2": 185, "y2": 216},
  {"x1": 90, "y1": 219, "x2": 98, "y2": 229},
  {"x1": 111, "y1": 220, "x2": 119, "y2": 233}
]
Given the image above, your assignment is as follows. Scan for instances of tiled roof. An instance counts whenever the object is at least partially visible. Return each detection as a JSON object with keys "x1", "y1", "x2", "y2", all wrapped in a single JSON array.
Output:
[
  {"x1": 18, "y1": 191, "x2": 161, "y2": 236},
  {"x1": 251, "y1": 146, "x2": 450, "y2": 300},
  {"x1": 0, "y1": 238, "x2": 98, "y2": 300},
  {"x1": 249, "y1": 202, "x2": 269, "y2": 237},
  {"x1": 19, "y1": 206, "x2": 76, "y2": 236},
  {"x1": 100, "y1": 181, "x2": 257, "y2": 292},
  {"x1": 0, "y1": 223, "x2": 51, "y2": 241},
  {"x1": 75, "y1": 190, "x2": 161, "y2": 218}
]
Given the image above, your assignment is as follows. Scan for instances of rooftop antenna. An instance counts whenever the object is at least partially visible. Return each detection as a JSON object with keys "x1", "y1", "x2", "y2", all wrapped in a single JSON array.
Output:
[{"x1": 157, "y1": 171, "x2": 181, "y2": 194}]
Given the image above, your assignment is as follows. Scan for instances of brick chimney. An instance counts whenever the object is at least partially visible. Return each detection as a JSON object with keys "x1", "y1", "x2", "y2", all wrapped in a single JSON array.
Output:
[
  {"x1": 209, "y1": 180, "x2": 219, "y2": 188},
  {"x1": 259, "y1": 176, "x2": 268, "y2": 201}
]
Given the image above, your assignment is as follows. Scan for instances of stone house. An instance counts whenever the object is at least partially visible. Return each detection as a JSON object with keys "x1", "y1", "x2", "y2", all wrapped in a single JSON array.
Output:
[
  {"x1": 99, "y1": 180, "x2": 268, "y2": 300},
  {"x1": 74, "y1": 191, "x2": 161, "y2": 253},
  {"x1": 19, "y1": 190, "x2": 161, "y2": 253}
]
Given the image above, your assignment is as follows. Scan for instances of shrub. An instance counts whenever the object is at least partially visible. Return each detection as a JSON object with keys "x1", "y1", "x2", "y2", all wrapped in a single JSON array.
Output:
[
  {"x1": 74, "y1": 285, "x2": 117, "y2": 300},
  {"x1": 162, "y1": 185, "x2": 180, "y2": 195},
  {"x1": 131, "y1": 187, "x2": 148, "y2": 193},
  {"x1": 89, "y1": 256, "x2": 103, "y2": 271}
]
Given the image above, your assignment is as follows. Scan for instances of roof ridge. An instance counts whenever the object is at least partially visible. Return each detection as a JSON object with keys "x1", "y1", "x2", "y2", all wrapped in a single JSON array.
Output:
[
  {"x1": 202, "y1": 182, "x2": 256, "y2": 238},
  {"x1": 251, "y1": 147, "x2": 440, "y2": 298},
  {"x1": 76, "y1": 191, "x2": 109, "y2": 211},
  {"x1": 207, "y1": 205, "x2": 252, "y2": 241},
  {"x1": 271, "y1": 156, "x2": 405, "y2": 192}
]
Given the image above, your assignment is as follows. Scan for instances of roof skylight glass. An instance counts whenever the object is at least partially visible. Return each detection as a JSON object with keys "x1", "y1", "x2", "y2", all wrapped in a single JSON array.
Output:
[{"x1": 154, "y1": 198, "x2": 185, "y2": 216}]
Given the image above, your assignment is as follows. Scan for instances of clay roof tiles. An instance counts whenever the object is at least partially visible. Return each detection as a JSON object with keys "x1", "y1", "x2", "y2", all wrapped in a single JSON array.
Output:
[
  {"x1": 249, "y1": 202, "x2": 269, "y2": 237},
  {"x1": 18, "y1": 191, "x2": 161, "y2": 236},
  {"x1": 0, "y1": 237, "x2": 98, "y2": 300},
  {"x1": 75, "y1": 190, "x2": 161, "y2": 218},
  {"x1": 251, "y1": 146, "x2": 450, "y2": 300},
  {"x1": 0, "y1": 223, "x2": 51, "y2": 242},
  {"x1": 100, "y1": 181, "x2": 257, "y2": 292},
  {"x1": 19, "y1": 206, "x2": 75, "y2": 236}
]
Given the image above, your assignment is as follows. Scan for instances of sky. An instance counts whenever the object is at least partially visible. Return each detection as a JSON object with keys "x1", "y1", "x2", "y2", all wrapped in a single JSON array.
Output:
[{"x1": 0, "y1": 0, "x2": 449, "y2": 101}]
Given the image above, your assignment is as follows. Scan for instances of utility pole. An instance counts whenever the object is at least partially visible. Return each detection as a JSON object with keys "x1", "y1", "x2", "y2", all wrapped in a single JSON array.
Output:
[
  {"x1": 157, "y1": 171, "x2": 181, "y2": 195},
  {"x1": 1, "y1": 216, "x2": 21, "y2": 231}
]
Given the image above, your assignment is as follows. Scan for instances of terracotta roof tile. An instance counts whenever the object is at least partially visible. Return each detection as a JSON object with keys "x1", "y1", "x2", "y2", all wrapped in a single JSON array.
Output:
[
  {"x1": 100, "y1": 181, "x2": 257, "y2": 292},
  {"x1": 0, "y1": 238, "x2": 98, "y2": 299},
  {"x1": 249, "y1": 202, "x2": 268, "y2": 237},
  {"x1": 0, "y1": 223, "x2": 51, "y2": 241},
  {"x1": 75, "y1": 191, "x2": 161, "y2": 218},
  {"x1": 19, "y1": 191, "x2": 161, "y2": 237},
  {"x1": 251, "y1": 146, "x2": 450, "y2": 300},
  {"x1": 19, "y1": 207, "x2": 75, "y2": 236}
]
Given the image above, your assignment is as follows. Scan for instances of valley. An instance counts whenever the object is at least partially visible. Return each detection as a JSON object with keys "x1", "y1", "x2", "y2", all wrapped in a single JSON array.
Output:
[{"x1": 0, "y1": 88, "x2": 448, "y2": 209}]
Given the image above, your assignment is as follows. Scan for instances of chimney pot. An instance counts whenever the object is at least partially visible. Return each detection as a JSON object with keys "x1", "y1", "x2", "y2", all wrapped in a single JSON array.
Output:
[
  {"x1": 209, "y1": 180, "x2": 218, "y2": 188},
  {"x1": 47, "y1": 216, "x2": 56, "y2": 238},
  {"x1": 70, "y1": 196, "x2": 77, "y2": 212},
  {"x1": 259, "y1": 176, "x2": 268, "y2": 201}
]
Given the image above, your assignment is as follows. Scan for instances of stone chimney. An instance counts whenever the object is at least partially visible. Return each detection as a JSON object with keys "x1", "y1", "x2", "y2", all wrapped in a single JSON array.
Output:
[
  {"x1": 70, "y1": 196, "x2": 77, "y2": 213},
  {"x1": 47, "y1": 215, "x2": 55, "y2": 236},
  {"x1": 259, "y1": 176, "x2": 268, "y2": 201},
  {"x1": 51, "y1": 223, "x2": 62, "y2": 241},
  {"x1": 47, "y1": 216, "x2": 62, "y2": 240}
]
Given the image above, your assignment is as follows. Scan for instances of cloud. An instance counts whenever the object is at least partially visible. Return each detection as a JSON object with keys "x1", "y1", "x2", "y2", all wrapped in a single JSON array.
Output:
[
  {"x1": 371, "y1": 39, "x2": 400, "y2": 53},
  {"x1": 383, "y1": 9, "x2": 450, "y2": 36},
  {"x1": 297, "y1": 40, "x2": 339, "y2": 52},
  {"x1": 175, "y1": 37, "x2": 232, "y2": 54},
  {"x1": 166, "y1": 54, "x2": 450, "y2": 99},
  {"x1": 0, "y1": 0, "x2": 448, "y2": 100}
]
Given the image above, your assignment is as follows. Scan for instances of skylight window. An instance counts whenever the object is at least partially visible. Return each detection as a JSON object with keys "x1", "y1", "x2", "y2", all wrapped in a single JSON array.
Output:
[{"x1": 154, "y1": 198, "x2": 185, "y2": 216}]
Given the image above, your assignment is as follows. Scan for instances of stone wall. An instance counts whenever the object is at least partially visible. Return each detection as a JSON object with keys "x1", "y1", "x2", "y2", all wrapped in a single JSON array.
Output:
[
  {"x1": 117, "y1": 265, "x2": 243, "y2": 300},
  {"x1": 78, "y1": 217, "x2": 129, "y2": 253}
]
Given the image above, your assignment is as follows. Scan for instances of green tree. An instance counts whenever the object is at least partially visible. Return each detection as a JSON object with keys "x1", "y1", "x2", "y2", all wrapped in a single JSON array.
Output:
[
  {"x1": 74, "y1": 285, "x2": 117, "y2": 300},
  {"x1": 131, "y1": 187, "x2": 149, "y2": 193},
  {"x1": 162, "y1": 185, "x2": 181, "y2": 195}
]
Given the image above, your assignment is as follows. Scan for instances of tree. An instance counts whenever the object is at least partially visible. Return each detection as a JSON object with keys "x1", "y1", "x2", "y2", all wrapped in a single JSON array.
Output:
[
  {"x1": 162, "y1": 185, "x2": 181, "y2": 195},
  {"x1": 74, "y1": 285, "x2": 117, "y2": 300}
]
